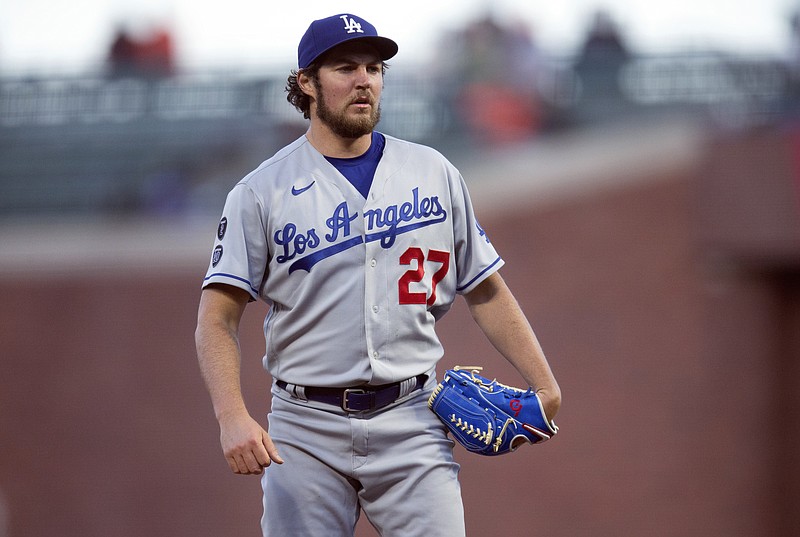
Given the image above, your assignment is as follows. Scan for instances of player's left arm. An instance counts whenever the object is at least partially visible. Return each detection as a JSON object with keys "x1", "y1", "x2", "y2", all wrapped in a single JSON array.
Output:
[{"x1": 463, "y1": 271, "x2": 561, "y2": 421}]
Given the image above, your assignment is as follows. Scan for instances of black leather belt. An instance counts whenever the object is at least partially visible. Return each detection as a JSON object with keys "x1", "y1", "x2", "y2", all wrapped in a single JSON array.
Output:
[{"x1": 276, "y1": 374, "x2": 427, "y2": 412}]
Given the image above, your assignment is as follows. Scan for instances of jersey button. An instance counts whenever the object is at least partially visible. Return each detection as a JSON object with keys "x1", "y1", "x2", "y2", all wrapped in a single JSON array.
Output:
[
  {"x1": 370, "y1": 259, "x2": 377, "y2": 267},
  {"x1": 372, "y1": 305, "x2": 379, "y2": 313},
  {"x1": 372, "y1": 351, "x2": 379, "y2": 359}
]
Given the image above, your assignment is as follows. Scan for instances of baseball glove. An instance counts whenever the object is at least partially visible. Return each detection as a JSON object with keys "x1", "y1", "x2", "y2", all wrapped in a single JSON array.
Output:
[{"x1": 428, "y1": 366, "x2": 558, "y2": 456}]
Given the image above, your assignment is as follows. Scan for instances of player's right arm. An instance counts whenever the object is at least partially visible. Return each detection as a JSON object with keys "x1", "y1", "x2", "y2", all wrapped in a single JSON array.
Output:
[{"x1": 195, "y1": 284, "x2": 283, "y2": 475}]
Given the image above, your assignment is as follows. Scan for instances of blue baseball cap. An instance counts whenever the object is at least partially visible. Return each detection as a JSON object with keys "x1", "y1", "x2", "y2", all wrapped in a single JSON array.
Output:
[{"x1": 298, "y1": 14, "x2": 398, "y2": 69}]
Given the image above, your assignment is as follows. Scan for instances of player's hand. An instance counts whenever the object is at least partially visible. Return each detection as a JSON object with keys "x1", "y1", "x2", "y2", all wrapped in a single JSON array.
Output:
[
  {"x1": 218, "y1": 411, "x2": 283, "y2": 475},
  {"x1": 535, "y1": 388, "x2": 561, "y2": 423}
]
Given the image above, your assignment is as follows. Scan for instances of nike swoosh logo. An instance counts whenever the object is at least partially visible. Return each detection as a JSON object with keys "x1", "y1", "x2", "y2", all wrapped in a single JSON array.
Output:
[{"x1": 291, "y1": 181, "x2": 315, "y2": 196}]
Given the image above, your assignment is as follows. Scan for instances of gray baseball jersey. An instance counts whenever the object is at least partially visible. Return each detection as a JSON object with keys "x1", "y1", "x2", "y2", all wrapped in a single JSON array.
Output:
[{"x1": 203, "y1": 133, "x2": 503, "y2": 387}]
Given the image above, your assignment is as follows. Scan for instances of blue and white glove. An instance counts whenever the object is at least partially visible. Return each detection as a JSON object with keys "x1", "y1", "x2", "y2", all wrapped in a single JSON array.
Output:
[{"x1": 428, "y1": 366, "x2": 558, "y2": 456}]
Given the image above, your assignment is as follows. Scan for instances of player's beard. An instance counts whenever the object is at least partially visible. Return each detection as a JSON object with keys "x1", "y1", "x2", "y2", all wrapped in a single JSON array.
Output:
[{"x1": 314, "y1": 86, "x2": 381, "y2": 139}]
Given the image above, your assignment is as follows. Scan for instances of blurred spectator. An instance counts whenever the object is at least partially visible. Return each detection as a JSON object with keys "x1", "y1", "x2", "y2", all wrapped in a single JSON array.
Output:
[
  {"x1": 106, "y1": 22, "x2": 176, "y2": 79},
  {"x1": 440, "y1": 12, "x2": 545, "y2": 146},
  {"x1": 573, "y1": 9, "x2": 631, "y2": 121},
  {"x1": 457, "y1": 14, "x2": 506, "y2": 83},
  {"x1": 108, "y1": 26, "x2": 138, "y2": 79},
  {"x1": 136, "y1": 26, "x2": 175, "y2": 78}
]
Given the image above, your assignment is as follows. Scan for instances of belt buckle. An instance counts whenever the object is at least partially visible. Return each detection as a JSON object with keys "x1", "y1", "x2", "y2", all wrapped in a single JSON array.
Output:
[{"x1": 342, "y1": 388, "x2": 369, "y2": 412}]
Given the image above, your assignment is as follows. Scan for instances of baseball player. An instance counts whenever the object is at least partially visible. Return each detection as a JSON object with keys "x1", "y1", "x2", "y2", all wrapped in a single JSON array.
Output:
[{"x1": 195, "y1": 13, "x2": 561, "y2": 537}]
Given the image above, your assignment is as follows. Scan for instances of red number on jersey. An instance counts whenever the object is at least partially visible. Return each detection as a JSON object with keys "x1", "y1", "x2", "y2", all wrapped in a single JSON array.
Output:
[
  {"x1": 398, "y1": 248, "x2": 451, "y2": 306},
  {"x1": 398, "y1": 247, "x2": 426, "y2": 304}
]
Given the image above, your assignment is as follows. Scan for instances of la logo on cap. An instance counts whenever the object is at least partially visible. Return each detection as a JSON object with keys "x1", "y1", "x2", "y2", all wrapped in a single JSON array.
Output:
[
  {"x1": 297, "y1": 13, "x2": 398, "y2": 69},
  {"x1": 340, "y1": 15, "x2": 364, "y2": 34}
]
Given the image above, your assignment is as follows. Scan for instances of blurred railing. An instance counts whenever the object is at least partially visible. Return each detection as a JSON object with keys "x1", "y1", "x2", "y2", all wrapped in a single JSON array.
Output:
[
  {"x1": 620, "y1": 54, "x2": 790, "y2": 126},
  {"x1": 0, "y1": 71, "x2": 446, "y2": 136},
  {"x1": 0, "y1": 52, "x2": 794, "y2": 218}
]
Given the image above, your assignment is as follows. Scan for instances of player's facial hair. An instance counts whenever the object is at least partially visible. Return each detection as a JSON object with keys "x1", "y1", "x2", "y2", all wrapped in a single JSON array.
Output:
[{"x1": 313, "y1": 79, "x2": 381, "y2": 139}]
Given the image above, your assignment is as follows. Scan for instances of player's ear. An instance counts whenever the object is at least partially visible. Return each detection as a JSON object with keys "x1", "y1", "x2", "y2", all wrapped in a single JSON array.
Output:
[{"x1": 297, "y1": 69, "x2": 316, "y2": 98}]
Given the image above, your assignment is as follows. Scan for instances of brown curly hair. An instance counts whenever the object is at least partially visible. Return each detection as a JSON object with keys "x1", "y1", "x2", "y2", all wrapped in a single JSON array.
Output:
[{"x1": 285, "y1": 65, "x2": 321, "y2": 120}]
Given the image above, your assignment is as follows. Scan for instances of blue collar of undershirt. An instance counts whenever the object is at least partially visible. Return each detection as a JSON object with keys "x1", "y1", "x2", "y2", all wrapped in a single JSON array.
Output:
[{"x1": 324, "y1": 132, "x2": 385, "y2": 198}]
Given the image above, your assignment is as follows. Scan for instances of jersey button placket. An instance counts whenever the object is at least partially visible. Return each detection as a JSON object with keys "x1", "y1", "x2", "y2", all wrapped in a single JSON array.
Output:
[
  {"x1": 369, "y1": 261, "x2": 380, "y2": 360},
  {"x1": 365, "y1": 250, "x2": 380, "y2": 362},
  {"x1": 369, "y1": 258, "x2": 379, "y2": 318}
]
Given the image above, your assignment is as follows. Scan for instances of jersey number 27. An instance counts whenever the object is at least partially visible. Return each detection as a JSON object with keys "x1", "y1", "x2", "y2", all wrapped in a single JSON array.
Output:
[{"x1": 398, "y1": 247, "x2": 450, "y2": 306}]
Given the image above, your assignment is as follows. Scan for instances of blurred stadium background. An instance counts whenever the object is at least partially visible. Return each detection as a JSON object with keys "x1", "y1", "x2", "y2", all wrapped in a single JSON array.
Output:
[{"x1": 1, "y1": 3, "x2": 800, "y2": 536}]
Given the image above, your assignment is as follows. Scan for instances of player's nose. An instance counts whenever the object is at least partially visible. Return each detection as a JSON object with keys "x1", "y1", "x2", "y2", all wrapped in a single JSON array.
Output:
[{"x1": 353, "y1": 65, "x2": 372, "y2": 88}]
